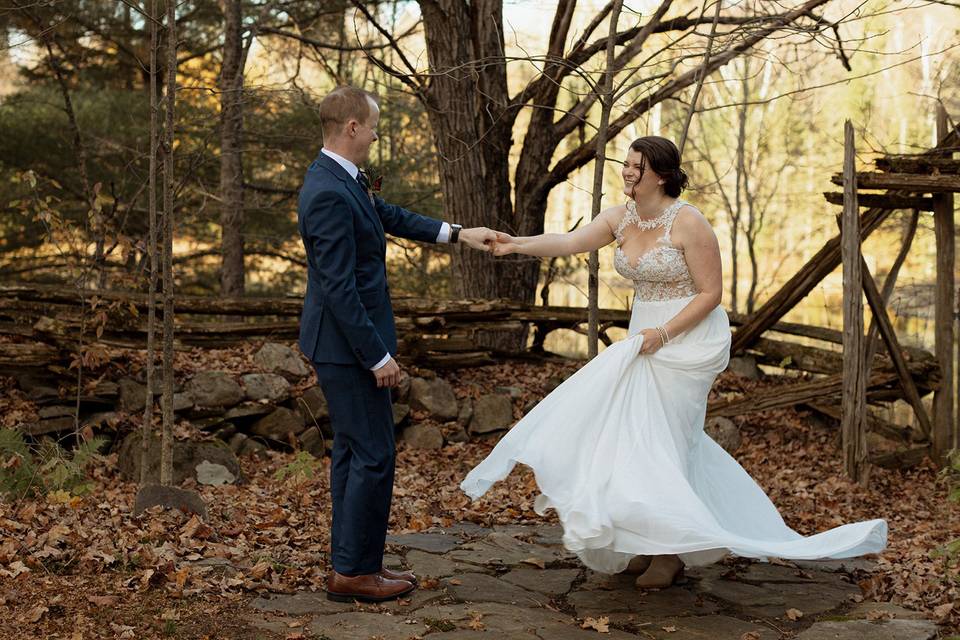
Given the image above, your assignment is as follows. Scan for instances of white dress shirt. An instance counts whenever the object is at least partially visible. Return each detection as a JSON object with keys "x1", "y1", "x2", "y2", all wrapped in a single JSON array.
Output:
[{"x1": 320, "y1": 148, "x2": 452, "y2": 371}]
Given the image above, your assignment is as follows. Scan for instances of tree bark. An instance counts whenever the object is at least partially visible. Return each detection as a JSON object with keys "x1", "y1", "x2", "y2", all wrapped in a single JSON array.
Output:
[
  {"x1": 219, "y1": 0, "x2": 245, "y2": 296},
  {"x1": 160, "y1": 0, "x2": 177, "y2": 486},
  {"x1": 141, "y1": 0, "x2": 161, "y2": 487},
  {"x1": 588, "y1": 0, "x2": 623, "y2": 358},
  {"x1": 417, "y1": 0, "x2": 526, "y2": 348}
]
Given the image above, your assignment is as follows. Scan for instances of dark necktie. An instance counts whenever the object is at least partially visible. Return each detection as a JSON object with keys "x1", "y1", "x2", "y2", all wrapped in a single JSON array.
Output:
[{"x1": 357, "y1": 170, "x2": 371, "y2": 193}]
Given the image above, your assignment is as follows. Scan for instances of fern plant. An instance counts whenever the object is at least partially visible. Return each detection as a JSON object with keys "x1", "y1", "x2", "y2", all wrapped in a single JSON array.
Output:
[
  {"x1": 0, "y1": 428, "x2": 107, "y2": 498},
  {"x1": 273, "y1": 450, "x2": 323, "y2": 483}
]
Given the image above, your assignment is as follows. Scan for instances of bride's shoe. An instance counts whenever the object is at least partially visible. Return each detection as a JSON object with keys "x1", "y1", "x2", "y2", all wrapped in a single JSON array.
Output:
[
  {"x1": 619, "y1": 555, "x2": 653, "y2": 575},
  {"x1": 634, "y1": 554, "x2": 685, "y2": 589}
]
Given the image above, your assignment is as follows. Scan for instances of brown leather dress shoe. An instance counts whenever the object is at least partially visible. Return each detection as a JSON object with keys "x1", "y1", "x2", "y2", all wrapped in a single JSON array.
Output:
[
  {"x1": 380, "y1": 567, "x2": 417, "y2": 584},
  {"x1": 326, "y1": 570, "x2": 415, "y2": 603}
]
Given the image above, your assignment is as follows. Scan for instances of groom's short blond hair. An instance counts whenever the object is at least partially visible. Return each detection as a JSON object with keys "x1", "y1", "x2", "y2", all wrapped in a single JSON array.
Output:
[{"x1": 320, "y1": 86, "x2": 379, "y2": 140}]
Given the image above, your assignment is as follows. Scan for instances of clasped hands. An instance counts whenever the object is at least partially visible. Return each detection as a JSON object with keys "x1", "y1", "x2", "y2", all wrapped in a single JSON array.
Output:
[{"x1": 459, "y1": 228, "x2": 519, "y2": 256}]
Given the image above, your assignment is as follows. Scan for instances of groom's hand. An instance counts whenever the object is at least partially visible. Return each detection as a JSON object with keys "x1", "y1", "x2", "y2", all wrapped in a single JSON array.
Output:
[
  {"x1": 374, "y1": 357, "x2": 402, "y2": 388},
  {"x1": 459, "y1": 227, "x2": 497, "y2": 252}
]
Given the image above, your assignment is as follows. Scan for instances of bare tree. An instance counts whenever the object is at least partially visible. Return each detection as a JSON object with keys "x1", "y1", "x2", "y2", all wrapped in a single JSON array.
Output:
[
  {"x1": 141, "y1": 0, "x2": 161, "y2": 485},
  {"x1": 587, "y1": 0, "x2": 624, "y2": 358},
  {"x1": 686, "y1": 50, "x2": 806, "y2": 314},
  {"x1": 219, "y1": 0, "x2": 246, "y2": 296},
  {"x1": 160, "y1": 0, "x2": 178, "y2": 486},
  {"x1": 325, "y1": 0, "x2": 849, "y2": 333}
]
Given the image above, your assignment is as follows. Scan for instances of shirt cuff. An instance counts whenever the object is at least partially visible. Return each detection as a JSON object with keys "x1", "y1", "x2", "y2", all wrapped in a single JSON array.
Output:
[
  {"x1": 370, "y1": 353, "x2": 392, "y2": 371},
  {"x1": 436, "y1": 222, "x2": 451, "y2": 243}
]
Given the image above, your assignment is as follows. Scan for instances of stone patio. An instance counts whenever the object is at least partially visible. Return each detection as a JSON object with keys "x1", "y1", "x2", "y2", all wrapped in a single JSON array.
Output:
[{"x1": 245, "y1": 524, "x2": 938, "y2": 639}]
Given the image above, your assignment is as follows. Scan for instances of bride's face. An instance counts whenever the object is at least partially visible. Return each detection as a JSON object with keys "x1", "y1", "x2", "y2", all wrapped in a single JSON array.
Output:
[{"x1": 621, "y1": 149, "x2": 662, "y2": 200}]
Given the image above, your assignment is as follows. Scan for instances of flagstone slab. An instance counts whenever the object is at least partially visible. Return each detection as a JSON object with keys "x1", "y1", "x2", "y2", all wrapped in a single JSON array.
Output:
[
  {"x1": 385, "y1": 532, "x2": 464, "y2": 553},
  {"x1": 306, "y1": 611, "x2": 428, "y2": 640},
  {"x1": 737, "y1": 562, "x2": 824, "y2": 583},
  {"x1": 568, "y1": 584, "x2": 720, "y2": 619},
  {"x1": 250, "y1": 591, "x2": 354, "y2": 616},
  {"x1": 404, "y1": 549, "x2": 473, "y2": 578},
  {"x1": 447, "y1": 531, "x2": 567, "y2": 567},
  {"x1": 411, "y1": 602, "x2": 635, "y2": 639},
  {"x1": 366, "y1": 587, "x2": 446, "y2": 613},
  {"x1": 500, "y1": 568, "x2": 580, "y2": 595},
  {"x1": 442, "y1": 572, "x2": 548, "y2": 606},
  {"x1": 693, "y1": 573, "x2": 860, "y2": 618},
  {"x1": 795, "y1": 619, "x2": 937, "y2": 640},
  {"x1": 638, "y1": 615, "x2": 779, "y2": 640}
]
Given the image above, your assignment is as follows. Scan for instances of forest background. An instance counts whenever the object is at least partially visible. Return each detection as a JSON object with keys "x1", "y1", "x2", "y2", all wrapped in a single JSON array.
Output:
[{"x1": 1, "y1": 0, "x2": 958, "y2": 358}]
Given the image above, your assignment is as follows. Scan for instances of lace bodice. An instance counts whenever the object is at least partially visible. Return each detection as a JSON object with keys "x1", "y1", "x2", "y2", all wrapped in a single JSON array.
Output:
[{"x1": 613, "y1": 199, "x2": 699, "y2": 302}]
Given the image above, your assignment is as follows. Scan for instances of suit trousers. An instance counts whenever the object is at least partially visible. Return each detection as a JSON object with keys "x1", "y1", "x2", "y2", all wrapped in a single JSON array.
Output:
[{"x1": 312, "y1": 362, "x2": 396, "y2": 575}]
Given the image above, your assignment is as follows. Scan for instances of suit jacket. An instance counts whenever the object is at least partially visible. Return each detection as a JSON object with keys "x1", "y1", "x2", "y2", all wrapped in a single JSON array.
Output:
[{"x1": 297, "y1": 152, "x2": 443, "y2": 368}]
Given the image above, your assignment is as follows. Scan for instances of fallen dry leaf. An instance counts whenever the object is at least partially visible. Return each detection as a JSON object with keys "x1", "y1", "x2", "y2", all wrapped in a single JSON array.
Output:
[
  {"x1": 934, "y1": 602, "x2": 954, "y2": 621},
  {"x1": 25, "y1": 605, "x2": 47, "y2": 623},
  {"x1": 865, "y1": 609, "x2": 894, "y2": 620},
  {"x1": 419, "y1": 578, "x2": 440, "y2": 590},
  {"x1": 85, "y1": 595, "x2": 118, "y2": 607},
  {"x1": 521, "y1": 557, "x2": 546, "y2": 569},
  {"x1": 661, "y1": 625, "x2": 678, "y2": 633},
  {"x1": 248, "y1": 561, "x2": 271, "y2": 580},
  {"x1": 581, "y1": 616, "x2": 610, "y2": 633},
  {"x1": 785, "y1": 608, "x2": 804, "y2": 621},
  {"x1": 468, "y1": 610, "x2": 485, "y2": 631},
  {"x1": 740, "y1": 632, "x2": 762, "y2": 640},
  {"x1": 110, "y1": 623, "x2": 135, "y2": 639}
]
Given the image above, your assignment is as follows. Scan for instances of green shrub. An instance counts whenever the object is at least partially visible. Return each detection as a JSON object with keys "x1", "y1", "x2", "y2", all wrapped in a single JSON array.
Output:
[{"x1": 0, "y1": 428, "x2": 107, "y2": 498}]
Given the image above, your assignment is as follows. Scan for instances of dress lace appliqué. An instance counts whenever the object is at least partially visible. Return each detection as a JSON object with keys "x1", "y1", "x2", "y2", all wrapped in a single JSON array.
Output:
[{"x1": 613, "y1": 199, "x2": 699, "y2": 302}]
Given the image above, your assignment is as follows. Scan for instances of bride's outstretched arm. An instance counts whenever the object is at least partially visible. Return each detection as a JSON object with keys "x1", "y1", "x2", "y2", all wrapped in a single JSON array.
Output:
[
  {"x1": 492, "y1": 207, "x2": 620, "y2": 257},
  {"x1": 660, "y1": 209, "x2": 724, "y2": 341}
]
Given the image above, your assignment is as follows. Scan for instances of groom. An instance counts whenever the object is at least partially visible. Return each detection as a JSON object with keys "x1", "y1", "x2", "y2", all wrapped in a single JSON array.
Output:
[{"x1": 297, "y1": 85, "x2": 496, "y2": 603}]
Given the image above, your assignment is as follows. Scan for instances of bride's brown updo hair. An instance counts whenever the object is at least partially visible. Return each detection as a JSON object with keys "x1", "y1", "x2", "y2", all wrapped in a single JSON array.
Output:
[{"x1": 629, "y1": 136, "x2": 689, "y2": 197}]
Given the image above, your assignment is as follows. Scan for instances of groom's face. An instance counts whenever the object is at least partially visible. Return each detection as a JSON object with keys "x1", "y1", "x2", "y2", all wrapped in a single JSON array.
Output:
[{"x1": 352, "y1": 97, "x2": 380, "y2": 163}]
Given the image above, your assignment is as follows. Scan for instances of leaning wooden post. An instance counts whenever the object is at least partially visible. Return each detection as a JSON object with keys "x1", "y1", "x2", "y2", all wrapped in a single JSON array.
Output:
[
  {"x1": 841, "y1": 120, "x2": 868, "y2": 483},
  {"x1": 934, "y1": 104, "x2": 956, "y2": 463}
]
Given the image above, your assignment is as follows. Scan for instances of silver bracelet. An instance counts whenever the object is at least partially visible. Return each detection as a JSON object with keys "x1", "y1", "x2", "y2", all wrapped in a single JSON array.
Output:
[{"x1": 656, "y1": 326, "x2": 669, "y2": 345}]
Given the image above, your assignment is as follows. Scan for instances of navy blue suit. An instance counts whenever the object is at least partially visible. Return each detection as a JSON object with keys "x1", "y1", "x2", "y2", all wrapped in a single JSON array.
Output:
[{"x1": 297, "y1": 151, "x2": 443, "y2": 575}]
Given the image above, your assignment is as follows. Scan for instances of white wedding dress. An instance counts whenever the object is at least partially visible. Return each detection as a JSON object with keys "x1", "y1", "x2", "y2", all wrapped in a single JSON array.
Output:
[{"x1": 460, "y1": 199, "x2": 887, "y2": 574}]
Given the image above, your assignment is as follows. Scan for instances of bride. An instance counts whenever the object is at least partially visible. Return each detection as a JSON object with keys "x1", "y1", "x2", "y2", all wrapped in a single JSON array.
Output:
[{"x1": 460, "y1": 136, "x2": 887, "y2": 588}]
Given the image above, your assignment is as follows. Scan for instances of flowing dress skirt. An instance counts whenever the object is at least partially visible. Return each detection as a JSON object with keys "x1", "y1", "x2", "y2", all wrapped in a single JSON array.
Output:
[{"x1": 460, "y1": 295, "x2": 887, "y2": 574}]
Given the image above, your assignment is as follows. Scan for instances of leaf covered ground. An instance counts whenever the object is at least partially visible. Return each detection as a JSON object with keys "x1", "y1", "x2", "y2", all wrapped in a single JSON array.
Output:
[{"x1": 0, "y1": 348, "x2": 958, "y2": 639}]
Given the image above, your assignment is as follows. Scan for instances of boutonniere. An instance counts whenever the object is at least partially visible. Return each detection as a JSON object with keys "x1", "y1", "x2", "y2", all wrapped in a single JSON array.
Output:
[{"x1": 370, "y1": 175, "x2": 383, "y2": 193}]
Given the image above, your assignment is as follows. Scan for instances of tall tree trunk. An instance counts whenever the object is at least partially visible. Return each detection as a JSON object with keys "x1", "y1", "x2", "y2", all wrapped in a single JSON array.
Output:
[
  {"x1": 160, "y1": 0, "x2": 177, "y2": 486},
  {"x1": 141, "y1": 0, "x2": 160, "y2": 485},
  {"x1": 588, "y1": 0, "x2": 624, "y2": 359},
  {"x1": 219, "y1": 0, "x2": 245, "y2": 296},
  {"x1": 419, "y1": 0, "x2": 528, "y2": 348}
]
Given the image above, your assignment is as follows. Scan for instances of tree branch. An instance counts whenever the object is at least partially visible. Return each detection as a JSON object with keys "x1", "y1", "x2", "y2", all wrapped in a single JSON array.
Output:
[{"x1": 541, "y1": 0, "x2": 833, "y2": 197}]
